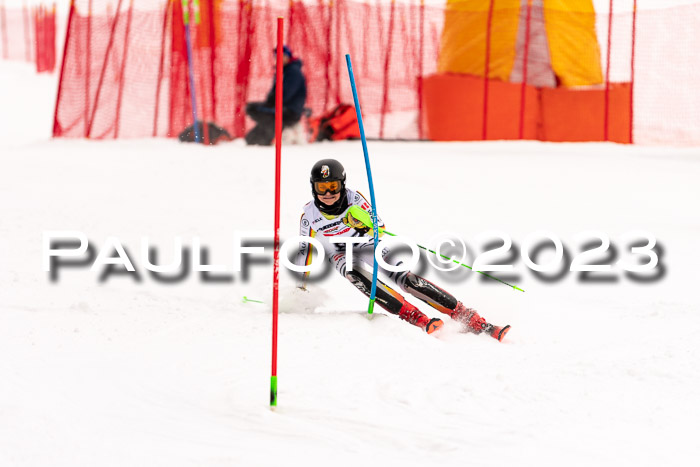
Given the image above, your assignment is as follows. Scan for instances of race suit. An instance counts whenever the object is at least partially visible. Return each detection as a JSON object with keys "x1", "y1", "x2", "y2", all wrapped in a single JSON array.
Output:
[{"x1": 295, "y1": 189, "x2": 460, "y2": 316}]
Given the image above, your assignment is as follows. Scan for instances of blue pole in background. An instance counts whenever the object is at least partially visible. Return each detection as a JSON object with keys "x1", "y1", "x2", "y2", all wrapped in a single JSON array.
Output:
[{"x1": 345, "y1": 54, "x2": 379, "y2": 315}]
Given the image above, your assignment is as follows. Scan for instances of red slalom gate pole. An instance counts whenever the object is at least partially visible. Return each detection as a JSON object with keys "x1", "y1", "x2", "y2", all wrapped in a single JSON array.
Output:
[
  {"x1": 53, "y1": 0, "x2": 75, "y2": 136},
  {"x1": 22, "y1": 0, "x2": 31, "y2": 62},
  {"x1": 114, "y1": 0, "x2": 134, "y2": 138},
  {"x1": 152, "y1": 0, "x2": 170, "y2": 137},
  {"x1": 604, "y1": 0, "x2": 613, "y2": 142},
  {"x1": 629, "y1": 0, "x2": 637, "y2": 144},
  {"x1": 1, "y1": 1, "x2": 8, "y2": 60},
  {"x1": 518, "y1": 0, "x2": 532, "y2": 140},
  {"x1": 482, "y1": 0, "x2": 494, "y2": 141},
  {"x1": 418, "y1": 0, "x2": 424, "y2": 140},
  {"x1": 86, "y1": 0, "x2": 124, "y2": 138},
  {"x1": 270, "y1": 16, "x2": 283, "y2": 409},
  {"x1": 379, "y1": 0, "x2": 396, "y2": 140}
]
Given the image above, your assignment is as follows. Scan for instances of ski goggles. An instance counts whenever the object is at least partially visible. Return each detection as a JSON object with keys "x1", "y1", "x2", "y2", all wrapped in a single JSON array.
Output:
[{"x1": 313, "y1": 180, "x2": 342, "y2": 195}]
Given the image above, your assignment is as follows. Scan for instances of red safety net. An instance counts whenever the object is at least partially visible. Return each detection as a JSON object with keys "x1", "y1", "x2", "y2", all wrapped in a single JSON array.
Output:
[
  {"x1": 1, "y1": 2, "x2": 56, "y2": 72},
  {"x1": 51, "y1": 0, "x2": 700, "y2": 145},
  {"x1": 0, "y1": 2, "x2": 35, "y2": 62},
  {"x1": 34, "y1": 4, "x2": 57, "y2": 73}
]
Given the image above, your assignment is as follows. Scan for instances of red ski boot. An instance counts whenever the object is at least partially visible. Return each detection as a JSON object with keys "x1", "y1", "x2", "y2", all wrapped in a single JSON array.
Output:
[
  {"x1": 451, "y1": 302, "x2": 510, "y2": 342},
  {"x1": 399, "y1": 301, "x2": 443, "y2": 335}
]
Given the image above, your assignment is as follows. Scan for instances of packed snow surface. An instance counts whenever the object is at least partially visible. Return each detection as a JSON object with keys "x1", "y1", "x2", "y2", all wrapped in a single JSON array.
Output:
[{"x1": 1, "y1": 62, "x2": 700, "y2": 467}]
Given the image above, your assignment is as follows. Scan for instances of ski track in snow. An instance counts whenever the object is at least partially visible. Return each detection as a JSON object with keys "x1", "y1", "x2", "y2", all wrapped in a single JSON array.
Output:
[{"x1": 2, "y1": 62, "x2": 700, "y2": 466}]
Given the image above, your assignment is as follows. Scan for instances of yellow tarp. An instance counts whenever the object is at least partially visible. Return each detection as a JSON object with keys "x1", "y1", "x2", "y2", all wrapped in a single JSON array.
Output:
[
  {"x1": 544, "y1": 0, "x2": 603, "y2": 86},
  {"x1": 438, "y1": 0, "x2": 521, "y2": 81},
  {"x1": 438, "y1": 0, "x2": 603, "y2": 87}
]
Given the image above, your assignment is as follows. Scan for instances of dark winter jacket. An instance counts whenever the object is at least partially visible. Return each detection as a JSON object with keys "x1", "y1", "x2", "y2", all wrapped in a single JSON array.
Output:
[{"x1": 263, "y1": 59, "x2": 307, "y2": 117}]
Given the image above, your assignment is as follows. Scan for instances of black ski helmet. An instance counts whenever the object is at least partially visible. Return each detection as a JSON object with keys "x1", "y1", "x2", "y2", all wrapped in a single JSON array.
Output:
[{"x1": 310, "y1": 159, "x2": 348, "y2": 215}]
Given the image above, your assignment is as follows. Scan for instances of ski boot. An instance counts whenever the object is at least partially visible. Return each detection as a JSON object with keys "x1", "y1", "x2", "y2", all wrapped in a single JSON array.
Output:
[
  {"x1": 399, "y1": 301, "x2": 443, "y2": 335},
  {"x1": 451, "y1": 302, "x2": 510, "y2": 342}
]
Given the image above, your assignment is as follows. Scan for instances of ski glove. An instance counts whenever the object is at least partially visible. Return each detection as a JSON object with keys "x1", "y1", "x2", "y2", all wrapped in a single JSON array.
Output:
[
  {"x1": 343, "y1": 211, "x2": 382, "y2": 237},
  {"x1": 342, "y1": 211, "x2": 369, "y2": 234}
]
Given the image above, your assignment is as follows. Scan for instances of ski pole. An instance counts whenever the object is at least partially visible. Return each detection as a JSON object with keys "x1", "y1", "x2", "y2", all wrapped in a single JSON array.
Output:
[
  {"x1": 242, "y1": 296, "x2": 265, "y2": 304},
  {"x1": 346, "y1": 54, "x2": 380, "y2": 315},
  {"x1": 182, "y1": 0, "x2": 200, "y2": 143},
  {"x1": 347, "y1": 205, "x2": 525, "y2": 292}
]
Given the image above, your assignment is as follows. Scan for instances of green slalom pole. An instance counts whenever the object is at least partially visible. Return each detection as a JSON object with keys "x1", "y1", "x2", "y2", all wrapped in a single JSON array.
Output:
[{"x1": 347, "y1": 206, "x2": 525, "y2": 292}]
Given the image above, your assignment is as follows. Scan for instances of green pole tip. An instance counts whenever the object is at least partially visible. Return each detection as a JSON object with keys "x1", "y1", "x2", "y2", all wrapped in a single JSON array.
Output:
[
  {"x1": 367, "y1": 298, "x2": 375, "y2": 315},
  {"x1": 242, "y1": 296, "x2": 265, "y2": 304},
  {"x1": 270, "y1": 376, "x2": 278, "y2": 407}
]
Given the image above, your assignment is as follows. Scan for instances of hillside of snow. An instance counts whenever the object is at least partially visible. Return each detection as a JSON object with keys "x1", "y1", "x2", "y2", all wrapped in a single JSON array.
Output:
[{"x1": 1, "y1": 61, "x2": 700, "y2": 467}]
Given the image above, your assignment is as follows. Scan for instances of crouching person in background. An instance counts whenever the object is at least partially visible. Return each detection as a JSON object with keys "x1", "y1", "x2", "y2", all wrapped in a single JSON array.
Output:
[{"x1": 245, "y1": 45, "x2": 307, "y2": 145}]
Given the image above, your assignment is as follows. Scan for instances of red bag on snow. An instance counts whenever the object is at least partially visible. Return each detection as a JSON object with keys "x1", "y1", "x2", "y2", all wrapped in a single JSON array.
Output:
[{"x1": 308, "y1": 104, "x2": 361, "y2": 142}]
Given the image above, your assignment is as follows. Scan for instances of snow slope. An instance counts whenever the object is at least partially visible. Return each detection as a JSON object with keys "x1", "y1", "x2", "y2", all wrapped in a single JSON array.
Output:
[{"x1": 1, "y1": 62, "x2": 700, "y2": 467}]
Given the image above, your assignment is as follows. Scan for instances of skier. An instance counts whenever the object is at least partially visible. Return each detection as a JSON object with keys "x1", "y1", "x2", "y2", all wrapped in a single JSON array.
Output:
[
  {"x1": 296, "y1": 159, "x2": 510, "y2": 341},
  {"x1": 245, "y1": 45, "x2": 307, "y2": 145}
]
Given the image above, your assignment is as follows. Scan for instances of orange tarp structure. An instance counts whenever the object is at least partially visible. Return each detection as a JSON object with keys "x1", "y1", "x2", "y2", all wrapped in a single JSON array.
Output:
[
  {"x1": 426, "y1": 0, "x2": 627, "y2": 143},
  {"x1": 423, "y1": 74, "x2": 538, "y2": 141},
  {"x1": 541, "y1": 83, "x2": 630, "y2": 142},
  {"x1": 438, "y1": 0, "x2": 521, "y2": 81},
  {"x1": 438, "y1": 0, "x2": 603, "y2": 87},
  {"x1": 423, "y1": 75, "x2": 631, "y2": 143},
  {"x1": 544, "y1": 0, "x2": 603, "y2": 86}
]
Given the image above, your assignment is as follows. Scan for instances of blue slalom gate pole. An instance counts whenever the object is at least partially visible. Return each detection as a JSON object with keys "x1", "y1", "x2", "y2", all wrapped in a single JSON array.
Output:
[
  {"x1": 345, "y1": 54, "x2": 379, "y2": 315},
  {"x1": 182, "y1": 0, "x2": 200, "y2": 143}
]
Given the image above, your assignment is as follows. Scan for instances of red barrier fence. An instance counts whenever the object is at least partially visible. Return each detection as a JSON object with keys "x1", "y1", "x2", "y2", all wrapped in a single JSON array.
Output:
[
  {"x1": 0, "y1": 1, "x2": 34, "y2": 62},
  {"x1": 51, "y1": 0, "x2": 700, "y2": 145},
  {"x1": 34, "y1": 4, "x2": 56, "y2": 72},
  {"x1": 1, "y1": 2, "x2": 56, "y2": 73}
]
